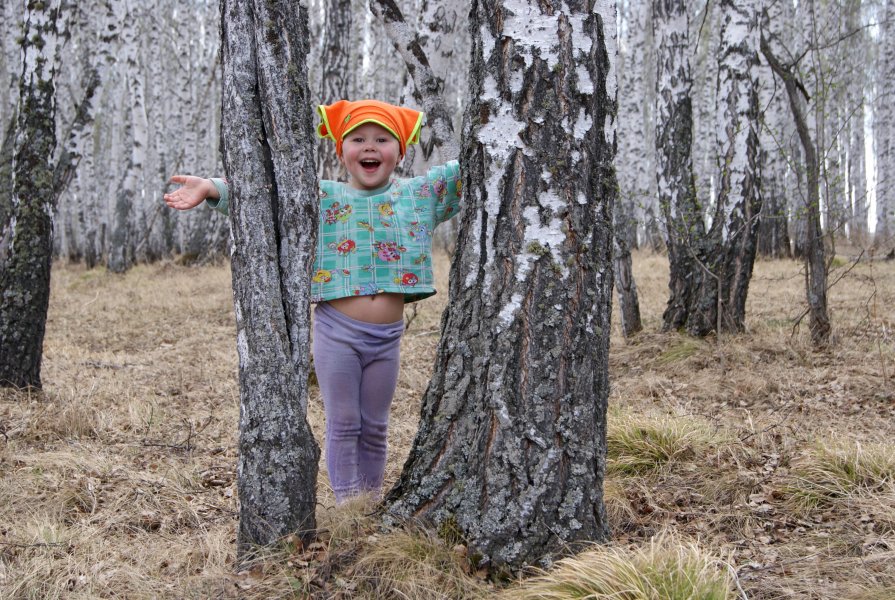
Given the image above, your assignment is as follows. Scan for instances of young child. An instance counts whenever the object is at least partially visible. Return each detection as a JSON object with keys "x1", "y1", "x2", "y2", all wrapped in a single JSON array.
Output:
[{"x1": 164, "y1": 99, "x2": 460, "y2": 503}]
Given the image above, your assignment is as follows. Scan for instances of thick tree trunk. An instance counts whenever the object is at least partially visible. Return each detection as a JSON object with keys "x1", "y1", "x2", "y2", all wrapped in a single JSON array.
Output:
[
  {"x1": 387, "y1": 0, "x2": 614, "y2": 569},
  {"x1": 220, "y1": 0, "x2": 320, "y2": 558},
  {"x1": 691, "y1": 0, "x2": 719, "y2": 234},
  {"x1": 658, "y1": 0, "x2": 762, "y2": 336},
  {"x1": 0, "y1": 0, "x2": 62, "y2": 388}
]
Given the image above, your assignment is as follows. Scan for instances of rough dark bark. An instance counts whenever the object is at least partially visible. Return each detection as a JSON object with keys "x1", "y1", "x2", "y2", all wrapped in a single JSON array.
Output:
[
  {"x1": 762, "y1": 35, "x2": 831, "y2": 346},
  {"x1": 387, "y1": 0, "x2": 614, "y2": 569},
  {"x1": 220, "y1": 0, "x2": 320, "y2": 558},
  {"x1": 0, "y1": 1, "x2": 62, "y2": 389},
  {"x1": 757, "y1": 181, "x2": 791, "y2": 259}
]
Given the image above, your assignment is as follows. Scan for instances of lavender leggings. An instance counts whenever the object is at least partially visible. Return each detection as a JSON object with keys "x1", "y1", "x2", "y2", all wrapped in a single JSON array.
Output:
[{"x1": 312, "y1": 302, "x2": 404, "y2": 503}]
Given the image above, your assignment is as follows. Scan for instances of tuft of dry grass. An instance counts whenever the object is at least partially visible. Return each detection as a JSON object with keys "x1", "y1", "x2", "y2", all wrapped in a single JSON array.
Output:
[
  {"x1": 343, "y1": 525, "x2": 486, "y2": 600},
  {"x1": 786, "y1": 439, "x2": 895, "y2": 513},
  {"x1": 607, "y1": 409, "x2": 728, "y2": 476},
  {"x1": 500, "y1": 533, "x2": 737, "y2": 600}
]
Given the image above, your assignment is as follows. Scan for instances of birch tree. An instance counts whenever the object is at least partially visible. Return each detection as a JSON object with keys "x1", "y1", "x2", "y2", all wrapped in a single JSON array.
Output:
[
  {"x1": 653, "y1": 0, "x2": 704, "y2": 333},
  {"x1": 710, "y1": 0, "x2": 762, "y2": 331},
  {"x1": 618, "y1": 0, "x2": 660, "y2": 250},
  {"x1": 220, "y1": 0, "x2": 320, "y2": 556},
  {"x1": 756, "y1": 0, "x2": 793, "y2": 259},
  {"x1": 845, "y1": 0, "x2": 868, "y2": 244},
  {"x1": 659, "y1": 0, "x2": 762, "y2": 335},
  {"x1": 0, "y1": 0, "x2": 64, "y2": 388},
  {"x1": 877, "y1": 0, "x2": 895, "y2": 248},
  {"x1": 387, "y1": 0, "x2": 615, "y2": 568},
  {"x1": 613, "y1": 0, "x2": 646, "y2": 336},
  {"x1": 316, "y1": 0, "x2": 355, "y2": 180}
]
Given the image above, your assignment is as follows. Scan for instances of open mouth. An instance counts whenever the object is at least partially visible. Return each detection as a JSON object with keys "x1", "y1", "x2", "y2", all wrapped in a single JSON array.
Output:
[{"x1": 359, "y1": 159, "x2": 381, "y2": 172}]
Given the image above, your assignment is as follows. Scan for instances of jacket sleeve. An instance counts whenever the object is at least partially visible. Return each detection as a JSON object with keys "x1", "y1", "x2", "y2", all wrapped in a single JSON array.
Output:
[
  {"x1": 427, "y1": 160, "x2": 461, "y2": 224},
  {"x1": 205, "y1": 178, "x2": 229, "y2": 215}
]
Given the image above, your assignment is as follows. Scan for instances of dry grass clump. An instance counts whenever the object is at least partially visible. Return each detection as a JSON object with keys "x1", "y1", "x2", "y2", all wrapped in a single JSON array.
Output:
[
  {"x1": 786, "y1": 439, "x2": 895, "y2": 512},
  {"x1": 500, "y1": 533, "x2": 737, "y2": 600},
  {"x1": 342, "y1": 525, "x2": 485, "y2": 600},
  {"x1": 607, "y1": 410, "x2": 728, "y2": 476}
]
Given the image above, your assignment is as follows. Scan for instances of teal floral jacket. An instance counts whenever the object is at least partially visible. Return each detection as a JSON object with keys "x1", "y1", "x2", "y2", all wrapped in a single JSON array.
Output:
[{"x1": 207, "y1": 161, "x2": 460, "y2": 303}]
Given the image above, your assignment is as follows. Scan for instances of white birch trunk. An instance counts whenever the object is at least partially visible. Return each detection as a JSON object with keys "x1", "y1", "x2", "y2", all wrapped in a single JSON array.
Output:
[
  {"x1": 756, "y1": 0, "x2": 792, "y2": 258},
  {"x1": 845, "y1": 0, "x2": 868, "y2": 243},
  {"x1": 692, "y1": 1, "x2": 719, "y2": 226},
  {"x1": 876, "y1": 0, "x2": 895, "y2": 248}
]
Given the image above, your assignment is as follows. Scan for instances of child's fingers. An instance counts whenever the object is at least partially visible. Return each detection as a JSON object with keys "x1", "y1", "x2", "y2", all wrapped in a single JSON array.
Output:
[{"x1": 168, "y1": 174, "x2": 189, "y2": 185}]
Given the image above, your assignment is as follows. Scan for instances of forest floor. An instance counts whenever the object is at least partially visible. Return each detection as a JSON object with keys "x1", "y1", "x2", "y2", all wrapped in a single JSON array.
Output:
[{"x1": 1, "y1": 250, "x2": 894, "y2": 599}]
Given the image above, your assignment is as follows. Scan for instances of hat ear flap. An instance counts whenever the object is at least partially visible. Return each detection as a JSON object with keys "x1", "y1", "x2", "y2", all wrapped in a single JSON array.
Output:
[
  {"x1": 399, "y1": 108, "x2": 425, "y2": 147},
  {"x1": 317, "y1": 100, "x2": 347, "y2": 143}
]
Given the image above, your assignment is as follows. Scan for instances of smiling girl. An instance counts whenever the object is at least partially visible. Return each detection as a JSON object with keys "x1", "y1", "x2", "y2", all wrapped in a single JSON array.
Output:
[{"x1": 164, "y1": 99, "x2": 460, "y2": 503}]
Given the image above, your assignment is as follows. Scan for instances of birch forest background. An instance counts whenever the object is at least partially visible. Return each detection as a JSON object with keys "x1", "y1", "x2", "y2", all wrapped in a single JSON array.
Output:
[{"x1": 2, "y1": 0, "x2": 893, "y2": 270}]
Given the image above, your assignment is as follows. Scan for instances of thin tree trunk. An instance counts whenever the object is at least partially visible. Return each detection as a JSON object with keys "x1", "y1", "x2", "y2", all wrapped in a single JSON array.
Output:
[
  {"x1": 369, "y1": 0, "x2": 460, "y2": 161},
  {"x1": 387, "y1": 0, "x2": 614, "y2": 568},
  {"x1": 762, "y1": 35, "x2": 831, "y2": 346},
  {"x1": 846, "y1": 1, "x2": 868, "y2": 247},
  {"x1": 876, "y1": 0, "x2": 895, "y2": 250},
  {"x1": 220, "y1": 0, "x2": 320, "y2": 558},
  {"x1": 757, "y1": 0, "x2": 792, "y2": 259}
]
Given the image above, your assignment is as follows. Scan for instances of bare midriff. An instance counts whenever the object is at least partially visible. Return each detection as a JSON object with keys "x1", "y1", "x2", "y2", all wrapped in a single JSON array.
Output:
[{"x1": 325, "y1": 293, "x2": 405, "y2": 324}]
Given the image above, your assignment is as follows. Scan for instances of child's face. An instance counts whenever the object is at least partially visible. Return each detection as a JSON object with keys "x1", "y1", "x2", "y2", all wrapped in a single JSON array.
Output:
[{"x1": 340, "y1": 123, "x2": 401, "y2": 191}]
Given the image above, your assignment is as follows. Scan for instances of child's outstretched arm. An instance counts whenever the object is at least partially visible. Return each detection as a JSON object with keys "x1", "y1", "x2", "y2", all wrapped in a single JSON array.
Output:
[{"x1": 163, "y1": 175, "x2": 219, "y2": 211}]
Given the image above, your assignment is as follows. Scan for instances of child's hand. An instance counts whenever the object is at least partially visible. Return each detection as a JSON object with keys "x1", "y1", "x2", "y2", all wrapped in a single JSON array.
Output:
[{"x1": 164, "y1": 175, "x2": 217, "y2": 210}]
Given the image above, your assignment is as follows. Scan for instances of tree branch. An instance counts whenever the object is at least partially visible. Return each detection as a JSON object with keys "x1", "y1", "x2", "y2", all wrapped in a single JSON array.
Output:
[{"x1": 368, "y1": 0, "x2": 460, "y2": 159}]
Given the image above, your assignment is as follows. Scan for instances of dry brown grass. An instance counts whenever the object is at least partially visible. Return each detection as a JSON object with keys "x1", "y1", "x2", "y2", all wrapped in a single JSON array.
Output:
[{"x1": 1, "y1": 251, "x2": 893, "y2": 598}]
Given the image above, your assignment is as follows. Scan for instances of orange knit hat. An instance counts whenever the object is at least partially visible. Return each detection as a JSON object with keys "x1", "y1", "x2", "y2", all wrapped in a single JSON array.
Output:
[{"x1": 316, "y1": 99, "x2": 424, "y2": 156}]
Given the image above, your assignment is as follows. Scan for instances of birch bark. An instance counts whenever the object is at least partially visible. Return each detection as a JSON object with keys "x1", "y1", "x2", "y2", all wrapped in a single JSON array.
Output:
[
  {"x1": 711, "y1": 0, "x2": 762, "y2": 332},
  {"x1": 654, "y1": 0, "x2": 704, "y2": 333},
  {"x1": 388, "y1": 0, "x2": 615, "y2": 568},
  {"x1": 845, "y1": 0, "x2": 868, "y2": 243},
  {"x1": 876, "y1": 0, "x2": 895, "y2": 248},
  {"x1": 220, "y1": 0, "x2": 320, "y2": 556},
  {"x1": 316, "y1": 0, "x2": 354, "y2": 180},
  {"x1": 0, "y1": 0, "x2": 63, "y2": 388}
]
